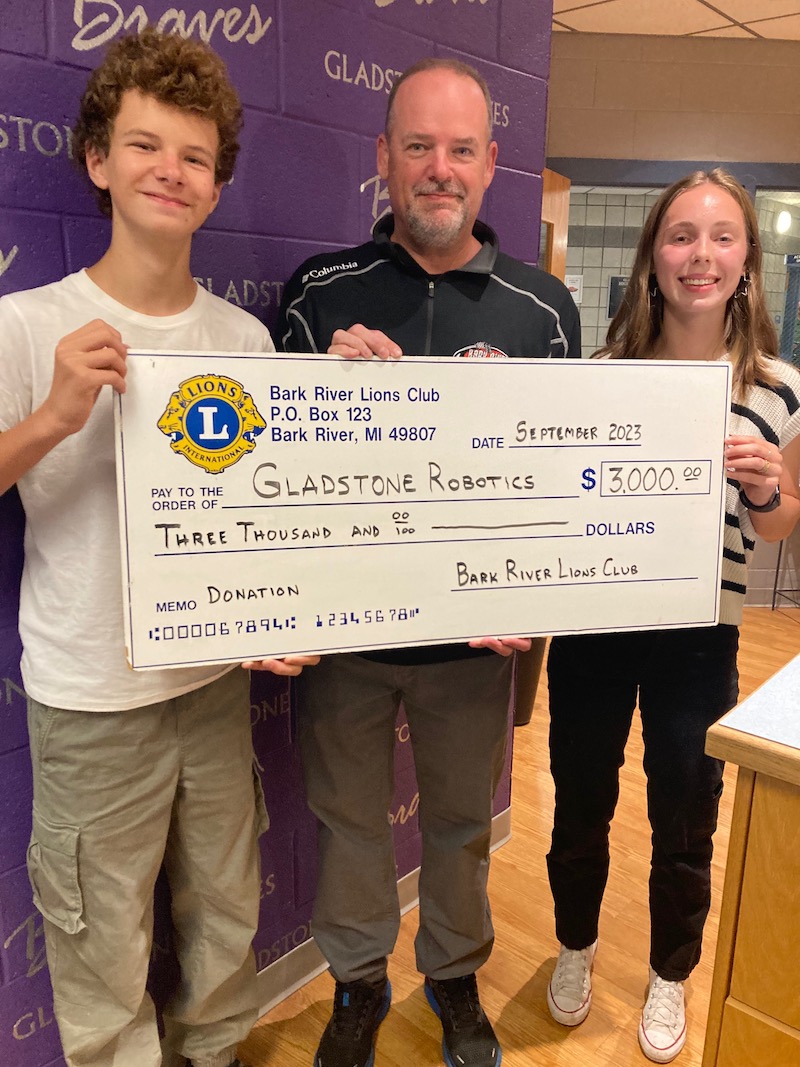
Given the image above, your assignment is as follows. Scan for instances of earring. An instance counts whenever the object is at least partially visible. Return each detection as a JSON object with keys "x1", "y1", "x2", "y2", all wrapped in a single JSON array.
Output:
[
  {"x1": 649, "y1": 274, "x2": 659, "y2": 299},
  {"x1": 736, "y1": 272, "x2": 751, "y2": 299}
]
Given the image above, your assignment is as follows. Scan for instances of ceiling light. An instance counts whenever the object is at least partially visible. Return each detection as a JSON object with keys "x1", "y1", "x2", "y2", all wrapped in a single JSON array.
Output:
[{"x1": 776, "y1": 210, "x2": 792, "y2": 235}]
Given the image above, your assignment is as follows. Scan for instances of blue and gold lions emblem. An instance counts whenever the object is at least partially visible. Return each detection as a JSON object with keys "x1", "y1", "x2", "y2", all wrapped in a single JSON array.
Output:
[{"x1": 157, "y1": 374, "x2": 265, "y2": 474}]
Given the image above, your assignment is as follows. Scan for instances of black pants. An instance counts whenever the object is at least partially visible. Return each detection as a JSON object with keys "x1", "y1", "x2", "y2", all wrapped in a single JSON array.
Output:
[{"x1": 546, "y1": 625, "x2": 739, "y2": 981}]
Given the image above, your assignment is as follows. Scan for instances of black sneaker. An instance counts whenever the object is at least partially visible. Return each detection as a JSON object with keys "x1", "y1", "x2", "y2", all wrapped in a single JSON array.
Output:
[
  {"x1": 425, "y1": 974, "x2": 501, "y2": 1067},
  {"x1": 314, "y1": 977, "x2": 392, "y2": 1067}
]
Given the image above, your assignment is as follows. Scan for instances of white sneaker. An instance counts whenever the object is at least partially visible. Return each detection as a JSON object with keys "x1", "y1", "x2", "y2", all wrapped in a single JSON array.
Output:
[
  {"x1": 546, "y1": 940, "x2": 597, "y2": 1026},
  {"x1": 638, "y1": 967, "x2": 687, "y2": 1063}
]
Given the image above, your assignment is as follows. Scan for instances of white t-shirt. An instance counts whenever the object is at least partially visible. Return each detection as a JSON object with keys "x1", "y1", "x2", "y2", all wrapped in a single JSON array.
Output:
[{"x1": 0, "y1": 270, "x2": 275, "y2": 711}]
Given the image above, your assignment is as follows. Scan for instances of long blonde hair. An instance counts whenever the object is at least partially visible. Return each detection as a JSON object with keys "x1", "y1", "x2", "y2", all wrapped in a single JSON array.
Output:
[{"x1": 596, "y1": 169, "x2": 778, "y2": 399}]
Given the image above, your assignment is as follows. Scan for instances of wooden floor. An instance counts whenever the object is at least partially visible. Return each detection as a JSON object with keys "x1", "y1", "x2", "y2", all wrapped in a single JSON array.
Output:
[{"x1": 241, "y1": 607, "x2": 800, "y2": 1067}]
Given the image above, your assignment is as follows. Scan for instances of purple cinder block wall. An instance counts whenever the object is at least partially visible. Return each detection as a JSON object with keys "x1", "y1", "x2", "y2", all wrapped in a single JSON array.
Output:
[{"x1": 0, "y1": 1, "x2": 553, "y2": 1060}]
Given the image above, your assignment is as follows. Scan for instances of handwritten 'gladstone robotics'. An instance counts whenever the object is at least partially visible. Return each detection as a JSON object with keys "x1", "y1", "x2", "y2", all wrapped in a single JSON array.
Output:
[{"x1": 251, "y1": 460, "x2": 536, "y2": 499}]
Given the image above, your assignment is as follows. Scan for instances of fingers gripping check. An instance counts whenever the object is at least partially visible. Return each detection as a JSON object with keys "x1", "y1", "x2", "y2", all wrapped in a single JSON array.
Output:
[{"x1": 46, "y1": 319, "x2": 129, "y2": 437}]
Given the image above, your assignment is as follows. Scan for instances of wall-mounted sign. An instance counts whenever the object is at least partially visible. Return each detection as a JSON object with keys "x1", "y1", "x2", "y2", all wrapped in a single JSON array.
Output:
[
  {"x1": 607, "y1": 275, "x2": 629, "y2": 319},
  {"x1": 565, "y1": 274, "x2": 583, "y2": 305}
]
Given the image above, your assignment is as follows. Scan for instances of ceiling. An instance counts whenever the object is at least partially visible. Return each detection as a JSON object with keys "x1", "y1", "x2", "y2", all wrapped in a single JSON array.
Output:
[{"x1": 553, "y1": 0, "x2": 800, "y2": 40}]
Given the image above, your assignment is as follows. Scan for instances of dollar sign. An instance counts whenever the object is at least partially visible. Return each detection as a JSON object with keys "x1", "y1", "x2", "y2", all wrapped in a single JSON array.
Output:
[{"x1": 581, "y1": 467, "x2": 596, "y2": 490}]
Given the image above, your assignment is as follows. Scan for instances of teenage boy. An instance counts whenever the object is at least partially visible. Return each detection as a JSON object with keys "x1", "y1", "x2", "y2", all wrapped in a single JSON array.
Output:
[{"x1": 0, "y1": 29, "x2": 316, "y2": 1067}]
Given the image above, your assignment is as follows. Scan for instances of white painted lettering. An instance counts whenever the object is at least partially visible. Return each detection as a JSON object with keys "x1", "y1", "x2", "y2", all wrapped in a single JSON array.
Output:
[
  {"x1": 224, "y1": 279, "x2": 242, "y2": 305},
  {"x1": 360, "y1": 173, "x2": 391, "y2": 224},
  {"x1": 9, "y1": 116, "x2": 32, "y2": 152},
  {"x1": 194, "y1": 277, "x2": 283, "y2": 307},
  {"x1": 324, "y1": 49, "x2": 341, "y2": 80},
  {"x1": 70, "y1": 0, "x2": 272, "y2": 52},
  {"x1": 324, "y1": 51, "x2": 402, "y2": 95},
  {"x1": 0, "y1": 247, "x2": 19, "y2": 277},
  {"x1": 3, "y1": 911, "x2": 46, "y2": 978},
  {"x1": 32, "y1": 120, "x2": 64, "y2": 157},
  {"x1": 0, "y1": 115, "x2": 74, "y2": 158}
]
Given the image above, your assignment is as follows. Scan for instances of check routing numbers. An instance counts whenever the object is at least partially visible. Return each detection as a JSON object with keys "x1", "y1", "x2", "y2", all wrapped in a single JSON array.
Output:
[{"x1": 119, "y1": 354, "x2": 730, "y2": 666}]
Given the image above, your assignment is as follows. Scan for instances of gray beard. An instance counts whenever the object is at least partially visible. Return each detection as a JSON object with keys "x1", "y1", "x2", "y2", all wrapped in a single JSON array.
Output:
[{"x1": 405, "y1": 197, "x2": 469, "y2": 250}]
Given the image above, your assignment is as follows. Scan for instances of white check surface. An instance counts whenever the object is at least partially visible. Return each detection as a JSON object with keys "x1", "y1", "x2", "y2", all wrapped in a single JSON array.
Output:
[{"x1": 116, "y1": 353, "x2": 731, "y2": 668}]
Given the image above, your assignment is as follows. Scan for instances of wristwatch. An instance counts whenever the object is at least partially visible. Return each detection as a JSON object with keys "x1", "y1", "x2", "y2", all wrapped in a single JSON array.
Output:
[{"x1": 739, "y1": 485, "x2": 781, "y2": 512}]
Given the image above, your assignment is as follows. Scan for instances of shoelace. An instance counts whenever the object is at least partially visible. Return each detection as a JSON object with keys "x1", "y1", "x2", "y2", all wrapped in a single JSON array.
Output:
[
  {"x1": 330, "y1": 984, "x2": 378, "y2": 1040},
  {"x1": 435, "y1": 977, "x2": 483, "y2": 1033},
  {"x1": 551, "y1": 948, "x2": 591, "y2": 996},
  {"x1": 643, "y1": 977, "x2": 684, "y2": 1030}
]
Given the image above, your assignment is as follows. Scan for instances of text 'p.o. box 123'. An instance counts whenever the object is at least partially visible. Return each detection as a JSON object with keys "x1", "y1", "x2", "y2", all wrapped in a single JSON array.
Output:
[{"x1": 115, "y1": 353, "x2": 731, "y2": 668}]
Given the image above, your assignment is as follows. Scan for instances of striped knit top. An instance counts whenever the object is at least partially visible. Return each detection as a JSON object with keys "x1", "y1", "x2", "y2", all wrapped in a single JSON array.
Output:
[{"x1": 722, "y1": 358, "x2": 800, "y2": 624}]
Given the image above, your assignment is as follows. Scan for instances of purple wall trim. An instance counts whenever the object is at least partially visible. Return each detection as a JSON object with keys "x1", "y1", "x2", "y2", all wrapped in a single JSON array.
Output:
[{"x1": 0, "y1": 1, "x2": 552, "y2": 1058}]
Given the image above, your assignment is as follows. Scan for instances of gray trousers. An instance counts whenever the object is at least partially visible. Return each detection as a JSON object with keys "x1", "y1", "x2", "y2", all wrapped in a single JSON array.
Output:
[
  {"x1": 26, "y1": 669, "x2": 266, "y2": 1067},
  {"x1": 296, "y1": 652, "x2": 512, "y2": 984}
]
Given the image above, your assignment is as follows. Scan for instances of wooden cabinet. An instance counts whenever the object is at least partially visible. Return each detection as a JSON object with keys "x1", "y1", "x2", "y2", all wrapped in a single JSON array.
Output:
[
  {"x1": 703, "y1": 656, "x2": 800, "y2": 1067},
  {"x1": 717, "y1": 1000, "x2": 800, "y2": 1065}
]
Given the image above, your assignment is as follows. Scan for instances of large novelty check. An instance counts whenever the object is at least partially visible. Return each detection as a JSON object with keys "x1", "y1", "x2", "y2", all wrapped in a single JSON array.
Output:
[{"x1": 115, "y1": 353, "x2": 731, "y2": 669}]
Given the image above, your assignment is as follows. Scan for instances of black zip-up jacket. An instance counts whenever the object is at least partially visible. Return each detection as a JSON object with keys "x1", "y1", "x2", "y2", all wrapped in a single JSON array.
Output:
[
  {"x1": 278, "y1": 216, "x2": 581, "y2": 360},
  {"x1": 276, "y1": 215, "x2": 582, "y2": 664}
]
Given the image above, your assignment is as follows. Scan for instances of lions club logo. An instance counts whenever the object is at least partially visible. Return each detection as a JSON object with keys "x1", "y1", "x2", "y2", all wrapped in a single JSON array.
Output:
[{"x1": 157, "y1": 374, "x2": 265, "y2": 474}]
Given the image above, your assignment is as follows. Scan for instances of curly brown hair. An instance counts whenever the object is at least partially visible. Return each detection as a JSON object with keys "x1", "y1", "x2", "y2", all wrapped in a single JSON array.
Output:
[
  {"x1": 74, "y1": 27, "x2": 242, "y2": 217},
  {"x1": 597, "y1": 169, "x2": 778, "y2": 400}
]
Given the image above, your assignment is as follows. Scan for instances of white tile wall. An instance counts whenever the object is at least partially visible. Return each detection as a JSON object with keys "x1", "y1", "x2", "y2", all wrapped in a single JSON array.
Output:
[
  {"x1": 567, "y1": 190, "x2": 654, "y2": 357},
  {"x1": 624, "y1": 205, "x2": 645, "y2": 227}
]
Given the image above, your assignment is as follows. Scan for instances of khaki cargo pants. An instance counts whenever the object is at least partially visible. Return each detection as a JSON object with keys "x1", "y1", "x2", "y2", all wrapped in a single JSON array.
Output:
[{"x1": 26, "y1": 669, "x2": 267, "y2": 1067}]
